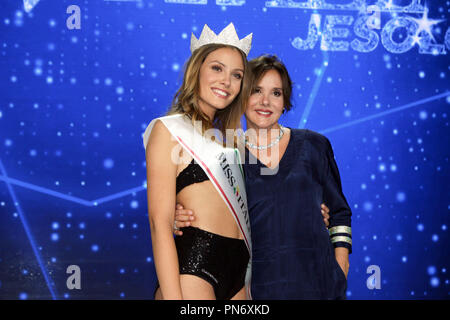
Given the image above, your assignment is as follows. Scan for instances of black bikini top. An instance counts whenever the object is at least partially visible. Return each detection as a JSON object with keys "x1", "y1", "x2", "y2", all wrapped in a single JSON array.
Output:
[{"x1": 176, "y1": 159, "x2": 210, "y2": 194}]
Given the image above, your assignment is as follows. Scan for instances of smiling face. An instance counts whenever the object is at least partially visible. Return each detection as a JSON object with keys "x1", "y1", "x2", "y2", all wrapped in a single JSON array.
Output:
[
  {"x1": 198, "y1": 47, "x2": 244, "y2": 120},
  {"x1": 245, "y1": 69, "x2": 284, "y2": 131}
]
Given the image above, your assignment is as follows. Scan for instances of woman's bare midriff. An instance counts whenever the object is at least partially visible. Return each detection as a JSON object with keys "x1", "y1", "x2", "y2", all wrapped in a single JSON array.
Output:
[{"x1": 176, "y1": 157, "x2": 244, "y2": 240}]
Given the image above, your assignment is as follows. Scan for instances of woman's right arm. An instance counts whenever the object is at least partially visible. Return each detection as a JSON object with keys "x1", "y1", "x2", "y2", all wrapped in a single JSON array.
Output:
[{"x1": 145, "y1": 120, "x2": 183, "y2": 299}]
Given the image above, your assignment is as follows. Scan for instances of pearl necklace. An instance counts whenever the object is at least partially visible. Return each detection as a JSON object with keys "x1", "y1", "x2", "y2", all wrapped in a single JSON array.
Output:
[{"x1": 245, "y1": 125, "x2": 285, "y2": 150}]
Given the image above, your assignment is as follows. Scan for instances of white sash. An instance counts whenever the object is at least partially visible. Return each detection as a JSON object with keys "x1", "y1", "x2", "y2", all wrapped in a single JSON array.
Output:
[{"x1": 143, "y1": 114, "x2": 252, "y2": 299}]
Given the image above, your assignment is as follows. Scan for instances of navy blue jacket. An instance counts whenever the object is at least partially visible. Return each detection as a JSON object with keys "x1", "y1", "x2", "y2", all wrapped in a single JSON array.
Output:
[{"x1": 244, "y1": 129, "x2": 352, "y2": 299}]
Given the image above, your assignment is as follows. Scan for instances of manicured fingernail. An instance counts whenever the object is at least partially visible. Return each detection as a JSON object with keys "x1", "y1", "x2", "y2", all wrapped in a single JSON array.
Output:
[
  {"x1": 190, "y1": 216, "x2": 194, "y2": 220},
  {"x1": 186, "y1": 221, "x2": 190, "y2": 226}
]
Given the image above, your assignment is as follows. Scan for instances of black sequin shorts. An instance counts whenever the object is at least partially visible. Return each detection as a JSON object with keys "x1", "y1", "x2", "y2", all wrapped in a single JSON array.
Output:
[{"x1": 154, "y1": 226, "x2": 249, "y2": 300}]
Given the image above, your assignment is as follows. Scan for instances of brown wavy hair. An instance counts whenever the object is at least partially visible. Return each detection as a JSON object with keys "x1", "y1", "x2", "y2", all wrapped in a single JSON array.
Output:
[
  {"x1": 167, "y1": 44, "x2": 250, "y2": 138},
  {"x1": 248, "y1": 54, "x2": 293, "y2": 113}
]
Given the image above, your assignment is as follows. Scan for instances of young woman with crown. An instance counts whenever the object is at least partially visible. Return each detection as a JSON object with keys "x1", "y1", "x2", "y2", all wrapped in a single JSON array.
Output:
[
  {"x1": 143, "y1": 23, "x2": 254, "y2": 300},
  {"x1": 174, "y1": 55, "x2": 352, "y2": 299}
]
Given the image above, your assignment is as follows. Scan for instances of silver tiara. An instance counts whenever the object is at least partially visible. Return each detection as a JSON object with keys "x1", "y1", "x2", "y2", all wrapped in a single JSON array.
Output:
[{"x1": 190, "y1": 23, "x2": 252, "y2": 56}]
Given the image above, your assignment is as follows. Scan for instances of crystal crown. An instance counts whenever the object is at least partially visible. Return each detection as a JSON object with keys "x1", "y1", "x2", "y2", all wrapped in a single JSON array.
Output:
[{"x1": 190, "y1": 23, "x2": 252, "y2": 56}]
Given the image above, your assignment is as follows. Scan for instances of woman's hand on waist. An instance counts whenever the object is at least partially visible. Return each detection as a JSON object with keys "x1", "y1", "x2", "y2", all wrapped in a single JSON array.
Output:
[{"x1": 174, "y1": 203, "x2": 195, "y2": 236}]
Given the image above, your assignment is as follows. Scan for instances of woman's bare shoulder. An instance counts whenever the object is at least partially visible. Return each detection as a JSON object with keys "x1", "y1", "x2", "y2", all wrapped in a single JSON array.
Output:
[{"x1": 145, "y1": 119, "x2": 177, "y2": 152}]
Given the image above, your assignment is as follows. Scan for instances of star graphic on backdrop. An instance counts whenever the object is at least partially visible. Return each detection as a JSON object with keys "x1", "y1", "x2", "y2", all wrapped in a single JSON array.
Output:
[
  {"x1": 384, "y1": 0, "x2": 394, "y2": 10},
  {"x1": 410, "y1": 7, "x2": 445, "y2": 43},
  {"x1": 411, "y1": 33, "x2": 422, "y2": 46},
  {"x1": 23, "y1": 0, "x2": 41, "y2": 12}
]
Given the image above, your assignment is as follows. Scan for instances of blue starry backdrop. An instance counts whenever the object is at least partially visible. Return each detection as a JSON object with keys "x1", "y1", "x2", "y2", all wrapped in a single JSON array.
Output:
[{"x1": 0, "y1": 0, "x2": 448, "y2": 300}]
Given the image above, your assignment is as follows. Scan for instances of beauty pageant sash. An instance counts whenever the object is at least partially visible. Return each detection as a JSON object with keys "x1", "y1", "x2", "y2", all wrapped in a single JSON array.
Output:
[{"x1": 143, "y1": 114, "x2": 252, "y2": 299}]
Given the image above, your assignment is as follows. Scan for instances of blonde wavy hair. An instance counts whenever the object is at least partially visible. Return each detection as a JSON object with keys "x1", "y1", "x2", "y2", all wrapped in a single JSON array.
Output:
[{"x1": 167, "y1": 44, "x2": 250, "y2": 139}]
